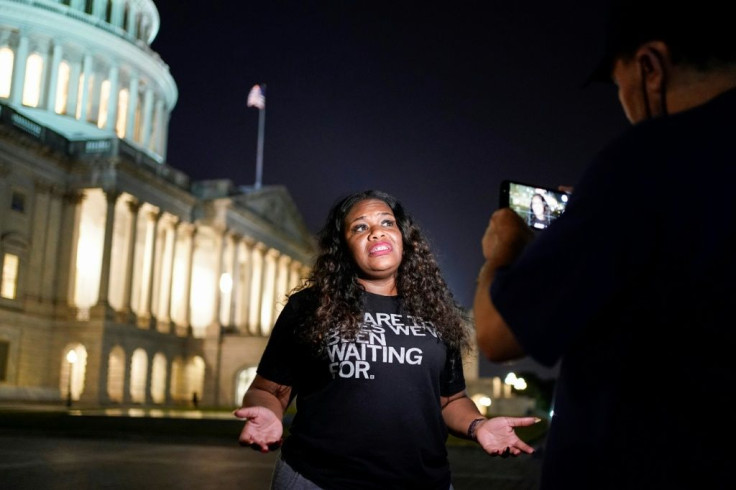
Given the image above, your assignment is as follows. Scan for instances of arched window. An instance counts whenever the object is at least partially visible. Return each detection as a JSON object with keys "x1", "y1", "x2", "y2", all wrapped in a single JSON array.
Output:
[
  {"x1": 116, "y1": 87, "x2": 128, "y2": 137},
  {"x1": 55, "y1": 61, "x2": 70, "y2": 114},
  {"x1": 169, "y1": 356, "x2": 186, "y2": 402},
  {"x1": 130, "y1": 348, "x2": 148, "y2": 403},
  {"x1": 61, "y1": 344, "x2": 88, "y2": 403},
  {"x1": 133, "y1": 91, "x2": 142, "y2": 142},
  {"x1": 150, "y1": 352, "x2": 168, "y2": 404},
  {"x1": 107, "y1": 346, "x2": 126, "y2": 402},
  {"x1": 186, "y1": 356, "x2": 205, "y2": 405},
  {"x1": 22, "y1": 53, "x2": 44, "y2": 107}
]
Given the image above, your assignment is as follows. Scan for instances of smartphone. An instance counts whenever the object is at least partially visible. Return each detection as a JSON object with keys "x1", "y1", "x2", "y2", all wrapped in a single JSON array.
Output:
[{"x1": 499, "y1": 180, "x2": 571, "y2": 230}]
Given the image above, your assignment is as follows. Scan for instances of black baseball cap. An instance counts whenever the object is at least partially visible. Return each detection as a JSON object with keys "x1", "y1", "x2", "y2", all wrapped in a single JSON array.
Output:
[{"x1": 586, "y1": 0, "x2": 731, "y2": 84}]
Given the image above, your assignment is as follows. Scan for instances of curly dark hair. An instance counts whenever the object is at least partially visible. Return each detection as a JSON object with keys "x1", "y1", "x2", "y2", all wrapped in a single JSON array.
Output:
[{"x1": 295, "y1": 190, "x2": 471, "y2": 353}]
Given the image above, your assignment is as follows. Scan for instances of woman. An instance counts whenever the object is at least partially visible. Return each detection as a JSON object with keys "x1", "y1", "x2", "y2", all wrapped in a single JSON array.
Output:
[
  {"x1": 234, "y1": 190, "x2": 538, "y2": 490},
  {"x1": 528, "y1": 193, "x2": 552, "y2": 230}
]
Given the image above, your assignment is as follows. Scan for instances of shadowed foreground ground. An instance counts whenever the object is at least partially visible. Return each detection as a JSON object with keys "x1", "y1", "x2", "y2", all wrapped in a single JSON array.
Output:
[{"x1": 0, "y1": 404, "x2": 543, "y2": 489}]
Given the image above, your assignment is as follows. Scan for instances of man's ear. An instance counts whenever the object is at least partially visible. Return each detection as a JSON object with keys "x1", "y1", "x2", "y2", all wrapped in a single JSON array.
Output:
[{"x1": 636, "y1": 41, "x2": 670, "y2": 89}]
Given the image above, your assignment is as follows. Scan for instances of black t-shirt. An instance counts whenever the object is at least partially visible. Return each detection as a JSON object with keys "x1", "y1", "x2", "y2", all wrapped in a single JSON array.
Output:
[
  {"x1": 492, "y1": 88, "x2": 736, "y2": 489},
  {"x1": 257, "y1": 288, "x2": 465, "y2": 490}
]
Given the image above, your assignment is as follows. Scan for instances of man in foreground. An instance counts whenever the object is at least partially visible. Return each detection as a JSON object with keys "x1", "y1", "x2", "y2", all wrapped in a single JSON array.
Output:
[{"x1": 474, "y1": 1, "x2": 736, "y2": 488}]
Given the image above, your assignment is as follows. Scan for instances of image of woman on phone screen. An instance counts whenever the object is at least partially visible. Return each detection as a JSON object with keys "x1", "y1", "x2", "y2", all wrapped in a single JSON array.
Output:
[{"x1": 528, "y1": 193, "x2": 551, "y2": 229}]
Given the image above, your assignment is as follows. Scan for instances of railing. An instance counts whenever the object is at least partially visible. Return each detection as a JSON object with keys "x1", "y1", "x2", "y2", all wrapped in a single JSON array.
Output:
[{"x1": 0, "y1": 101, "x2": 189, "y2": 190}]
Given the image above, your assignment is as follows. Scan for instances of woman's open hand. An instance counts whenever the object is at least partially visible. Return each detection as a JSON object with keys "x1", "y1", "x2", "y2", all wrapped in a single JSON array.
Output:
[
  {"x1": 234, "y1": 405, "x2": 284, "y2": 453},
  {"x1": 475, "y1": 416, "x2": 540, "y2": 457}
]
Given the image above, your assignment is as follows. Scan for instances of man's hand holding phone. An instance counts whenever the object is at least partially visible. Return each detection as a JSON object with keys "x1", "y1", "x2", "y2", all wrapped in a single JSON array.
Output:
[{"x1": 481, "y1": 208, "x2": 535, "y2": 271}]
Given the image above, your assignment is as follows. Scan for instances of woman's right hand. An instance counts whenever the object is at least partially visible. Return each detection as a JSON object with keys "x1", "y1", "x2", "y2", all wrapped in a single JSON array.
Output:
[{"x1": 234, "y1": 405, "x2": 284, "y2": 453}]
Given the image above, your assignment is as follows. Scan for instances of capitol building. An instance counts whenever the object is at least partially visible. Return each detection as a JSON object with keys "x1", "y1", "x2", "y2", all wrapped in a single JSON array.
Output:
[
  {"x1": 0, "y1": 0, "x2": 537, "y2": 417},
  {"x1": 0, "y1": 0, "x2": 317, "y2": 408}
]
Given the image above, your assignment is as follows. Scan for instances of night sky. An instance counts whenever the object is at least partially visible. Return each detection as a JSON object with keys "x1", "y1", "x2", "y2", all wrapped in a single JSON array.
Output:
[{"x1": 151, "y1": 2, "x2": 629, "y2": 377}]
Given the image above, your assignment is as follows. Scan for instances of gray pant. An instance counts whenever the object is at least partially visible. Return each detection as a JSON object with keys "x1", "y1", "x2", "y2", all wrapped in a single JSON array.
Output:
[
  {"x1": 271, "y1": 457, "x2": 323, "y2": 490},
  {"x1": 270, "y1": 457, "x2": 454, "y2": 490}
]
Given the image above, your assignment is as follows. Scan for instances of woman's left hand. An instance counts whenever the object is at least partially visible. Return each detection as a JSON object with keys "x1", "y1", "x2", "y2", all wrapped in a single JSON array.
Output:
[{"x1": 475, "y1": 416, "x2": 539, "y2": 457}]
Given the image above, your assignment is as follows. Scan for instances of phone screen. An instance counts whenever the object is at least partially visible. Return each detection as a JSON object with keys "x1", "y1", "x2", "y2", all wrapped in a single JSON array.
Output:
[{"x1": 500, "y1": 180, "x2": 571, "y2": 230}]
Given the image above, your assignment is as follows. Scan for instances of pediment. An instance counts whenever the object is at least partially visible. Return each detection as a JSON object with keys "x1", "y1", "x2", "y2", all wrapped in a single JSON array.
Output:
[{"x1": 233, "y1": 185, "x2": 315, "y2": 249}]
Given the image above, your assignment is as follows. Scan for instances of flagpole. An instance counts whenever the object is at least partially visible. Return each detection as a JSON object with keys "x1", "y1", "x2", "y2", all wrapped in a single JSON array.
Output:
[{"x1": 254, "y1": 84, "x2": 266, "y2": 189}]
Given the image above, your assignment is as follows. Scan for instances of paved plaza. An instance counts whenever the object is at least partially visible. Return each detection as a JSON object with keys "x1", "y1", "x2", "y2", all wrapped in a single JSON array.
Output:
[{"x1": 0, "y1": 405, "x2": 542, "y2": 489}]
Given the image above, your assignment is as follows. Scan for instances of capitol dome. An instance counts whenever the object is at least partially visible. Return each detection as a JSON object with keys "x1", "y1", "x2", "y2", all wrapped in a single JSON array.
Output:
[
  {"x1": 0, "y1": 1, "x2": 316, "y2": 408},
  {"x1": 0, "y1": 0, "x2": 176, "y2": 164}
]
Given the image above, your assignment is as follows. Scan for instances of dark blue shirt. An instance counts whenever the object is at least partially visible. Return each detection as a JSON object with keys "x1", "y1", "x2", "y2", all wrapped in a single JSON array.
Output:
[{"x1": 492, "y1": 88, "x2": 736, "y2": 489}]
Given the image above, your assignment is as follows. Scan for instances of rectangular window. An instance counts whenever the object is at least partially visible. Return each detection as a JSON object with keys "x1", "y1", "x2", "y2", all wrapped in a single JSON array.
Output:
[
  {"x1": 0, "y1": 341, "x2": 8, "y2": 382},
  {"x1": 1, "y1": 253, "x2": 19, "y2": 299},
  {"x1": 10, "y1": 191, "x2": 25, "y2": 212}
]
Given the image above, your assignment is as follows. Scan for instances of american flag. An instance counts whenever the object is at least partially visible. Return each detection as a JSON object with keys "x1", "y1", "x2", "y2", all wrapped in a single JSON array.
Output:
[{"x1": 247, "y1": 84, "x2": 265, "y2": 110}]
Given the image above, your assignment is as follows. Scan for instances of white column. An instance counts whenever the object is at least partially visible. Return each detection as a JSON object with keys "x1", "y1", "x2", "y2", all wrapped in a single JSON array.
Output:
[
  {"x1": 41, "y1": 188, "x2": 64, "y2": 303},
  {"x1": 123, "y1": 200, "x2": 141, "y2": 321},
  {"x1": 184, "y1": 228, "x2": 197, "y2": 334},
  {"x1": 77, "y1": 53, "x2": 92, "y2": 121},
  {"x1": 111, "y1": 0, "x2": 123, "y2": 27},
  {"x1": 143, "y1": 210, "x2": 162, "y2": 327},
  {"x1": 159, "y1": 105, "x2": 170, "y2": 161},
  {"x1": 260, "y1": 249, "x2": 279, "y2": 335},
  {"x1": 66, "y1": 59, "x2": 81, "y2": 116},
  {"x1": 225, "y1": 233, "x2": 240, "y2": 327},
  {"x1": 125, "y1": 76, "x2": 139, "y2": 142},
  {"x1": 10, "y1": 34, "x2": 29, "y2": 105},
  {"x1": 45, "y1": 43, "x2": 63, "y2": 112},
  {"x1": 56, "y1": 192, "x2": 84, "y2": 311},
  {"x1": 152, "y1": 98, "x2": 165, "y2": 153},
  {"x1": 92, "y1": 0, "x2": 106, "y2": 18},
  {"x1": 289, "y1": 260, "x2": 303, "y2": 293},
  {"x1": 140, "y1": 87, "x2": 154, "y2": 148},
  {"x1": 218, "y1": 232, "x2": 237, "y2": 328},
  {"x1": 274, "y1": 254, "x2": 291, "y2": 320},
  {"x1": 105, "y1": 65, "x2": 119, "y2": 131},
  {"x1": 26, "y1": 181, "x2": 52, "y2": 302},
  {"x1": 247, "y1": 243, "x2": 265, "y2": 335},
  {"x1": 158, "y1": 217, "x2": 178, "y2": 332},
  {"x1": 96, "y1": 190, "x2": 119, "y2": 313},
  {"x1": 126, "y1": 5, "x2": 139, "y2": 38},
  {"x1": 168, "y1": 222, "x2": 188, "y2": 331},
  {"x1": 235, "y1": 239, "x2": 252, "y2": 332}
]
